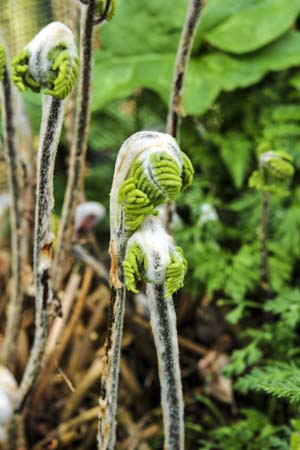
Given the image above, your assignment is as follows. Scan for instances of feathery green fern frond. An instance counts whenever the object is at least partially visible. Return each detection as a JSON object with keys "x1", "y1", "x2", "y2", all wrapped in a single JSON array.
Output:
[{"x1": 236, "y1": 363, "x2": 300, "y2": 404}]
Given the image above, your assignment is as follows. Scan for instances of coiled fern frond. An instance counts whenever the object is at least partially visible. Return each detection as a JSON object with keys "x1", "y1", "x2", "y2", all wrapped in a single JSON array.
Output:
[
  {"x1": 11, "y1": 22, "x2": 79, "y2": 99},
  {"x1": 122, "y1": 217, "x2": 187, "y2": 298}
]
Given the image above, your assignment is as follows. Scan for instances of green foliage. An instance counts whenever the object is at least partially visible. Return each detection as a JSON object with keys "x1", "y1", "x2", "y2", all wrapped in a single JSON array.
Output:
[
  {"x1": 236, "y1": 363, "x2": 300, "y2": 404},
  {"x1": 92, "y1": 0, "x2": 300, "y2": 116},
  {"x1": 198, "y1": 409, "x2": 290, "y2": 450},
  {"x1": 197, "y1": 0, "x2": 300, "y2": 54}
]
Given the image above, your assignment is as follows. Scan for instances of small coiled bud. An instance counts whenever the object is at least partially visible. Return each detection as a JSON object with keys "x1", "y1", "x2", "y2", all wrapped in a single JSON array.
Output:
[
  {"x1": 259, "y1": 151, "x2": 294, "y2": 181},
  {"x1": 122, "y1": 216, "x2": 187, "y2": 298},
  {"x1": 11, "y1": 22, "x2": 79, "y2": 99},
  {"x1": 249, "y1": 150, "x2": 294, "y2": 195},
  {"x1": 0, "y1": 44, "x2": 5, "y2": 81}
]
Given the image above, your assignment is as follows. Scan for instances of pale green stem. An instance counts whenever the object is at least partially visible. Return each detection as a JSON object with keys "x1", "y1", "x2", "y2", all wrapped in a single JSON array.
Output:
[{"x1": 147, "y1": 283, "x2": 184, "y2": 450}]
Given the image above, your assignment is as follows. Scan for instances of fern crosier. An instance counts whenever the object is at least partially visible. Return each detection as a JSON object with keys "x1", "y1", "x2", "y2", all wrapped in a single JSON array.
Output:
[
  {"x1": 11, "y1": 22, "x2": 79, "y2": 99},
  {"x1": 0, "y1": 45, "x2": 5, "y2": 81},
  {"x1": 122, "y1": 216, "x2": 187, "y2": 298},
  {"x1": 118, "y1": 148, "x2": 193, "y2": 232},
  {"x1": 260, "y1": 151, "x2": 294, "y2": 181}
]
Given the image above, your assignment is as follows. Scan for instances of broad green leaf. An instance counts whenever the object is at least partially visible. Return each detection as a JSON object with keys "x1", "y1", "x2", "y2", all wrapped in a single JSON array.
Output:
[
  {"x1": 99, "y1": 0, "x2": 186, "y2": 56},
  {"x1": 184, "y1": 31, "x2": 300, "y2": 115},
  {"x1": 93, "y1": 30, "x2": 300, "y2": 116},
  {"x1": 199, "y1": 0, "x2": 300, "y2": 54}
]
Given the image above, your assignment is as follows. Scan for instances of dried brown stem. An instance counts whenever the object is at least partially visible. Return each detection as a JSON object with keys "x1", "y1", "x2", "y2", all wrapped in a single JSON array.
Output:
[{"x1": 32, "y1": 267, "x2": 93, "y2": 406}]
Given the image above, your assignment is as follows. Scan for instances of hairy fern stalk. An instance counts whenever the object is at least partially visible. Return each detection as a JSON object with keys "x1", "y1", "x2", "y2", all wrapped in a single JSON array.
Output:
[
  {"x1": 11, "y1": 21, "x2": 78, "y2": 414},
  {"x1": 123, "y1": 216, "x2": 187, "y2": 450},
  {"x1": 98, "y1": 131, "x2": 193, "y2": 450},
  {"x1": 0, "y1": 43, "x2": 23, "y2": 371},
  {"x1": 54, "y1": 0, "x2": 115, "y2": 290}
]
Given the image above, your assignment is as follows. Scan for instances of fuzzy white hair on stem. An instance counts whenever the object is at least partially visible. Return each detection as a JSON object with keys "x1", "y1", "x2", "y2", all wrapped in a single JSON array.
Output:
[
  {"x1": 10, "y1": 22, "x2": 78, "y2": 420},
  {"x1": 122, "y1": 216, "x2": 186, "y2": 450},
  {"x1": 98, "y1": 131, "x2": 193, "y2": 450}
]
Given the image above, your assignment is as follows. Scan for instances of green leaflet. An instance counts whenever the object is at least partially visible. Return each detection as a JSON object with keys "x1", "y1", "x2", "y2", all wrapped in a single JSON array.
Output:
[
  {"x1": 11, "y1": 42, "x2": 79, "y2": 99},
  {"x1": 122, "y1": 242, "x2": 187, "y2": 298},
  {"x1": 0, "y1": 45, "x2": 5, "y2": 81},
  {"x1": 122, "y1": 242, "x2": 146, "y2": 294},
  {"x1": 118, "y1": 151, "x2": 193, "y2": 232},
  {"x1": 165, "y1": 247, "x2": 187, "y2": 298}
]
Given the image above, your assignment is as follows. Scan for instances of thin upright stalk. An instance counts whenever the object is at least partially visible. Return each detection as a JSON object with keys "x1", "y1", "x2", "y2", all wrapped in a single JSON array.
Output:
[
  {"x1": 164, "y1": 0, "x2": 202, "y2": 231},
  {"x1": 98, "y1": 285, "x2": 126, "y2": 450},
  {"x1": 147, "y1": 284, "x2": 184, "y2": 450},
  {"x1": 167, "y1": 0, "x2": 202, "y2": 140},
  {"x1": 16, "y1": 95, "x2": 65, "y2": 412},
  {"x1": 0, "y1": 65, "x2": 23, "y2": 370},
  {"x1": 98, "y1": 132, "x2": 190, "y2": 449},
  {"x1": 54, "y1": 0, "x2": 95, "y2": 289},
  {"x1": 260, "y1": 191, "x2": 269, "y2": 293}
]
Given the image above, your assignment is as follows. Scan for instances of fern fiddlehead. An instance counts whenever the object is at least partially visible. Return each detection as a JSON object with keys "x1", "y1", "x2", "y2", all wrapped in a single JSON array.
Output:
[
  {"x1": 11, "y1": 22, "x2": 78, "y2": 415},
  {"x1": 11, "y1": 22, "x2": 79, "y2": 99},
  {"x1": 98, "y1": 131, "x2": 193, "y2": 450},
  {"x1": 123, "y1": 217, "x2": 187, "y2": 298},
  {"x1": 122, "y1": 217, "x2": 187, "y2": 450}
]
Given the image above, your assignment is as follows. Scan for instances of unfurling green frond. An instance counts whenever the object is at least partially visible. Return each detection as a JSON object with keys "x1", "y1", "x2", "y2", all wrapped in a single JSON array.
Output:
[
  {"x1": 11, "y1": 49, "x2": 40, "y2": 93},
  {"x1": 181, "y1": 151, "x2": 194, "y2": 191},
  {"x1": 165, "y1": 247, "x2": 187, "y2": 298},
  {"x1": 44, "y1": 44, "x2": 79, "y2": 99},
  {"x1": 122, "y1": 217, "x2": 187, "y2": 298},
  {"x1": 0, "y1": 45, "x2": 6, "y2": 81},
  {"x1": 118, "y1": 149, "x2": 192, "y2": 233},
  {"x1": 11, "y1": 22, "x2": 78, "y2": 99},
  {"x1": 249, "y1": 150, "x2": 294, "y2": 196},
  {"x1": 260, "y1": 151, "x2": 294, "y2": 181},
  {"x1": 122, "y1": 243, "x2": 146, "y2": 293}
]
